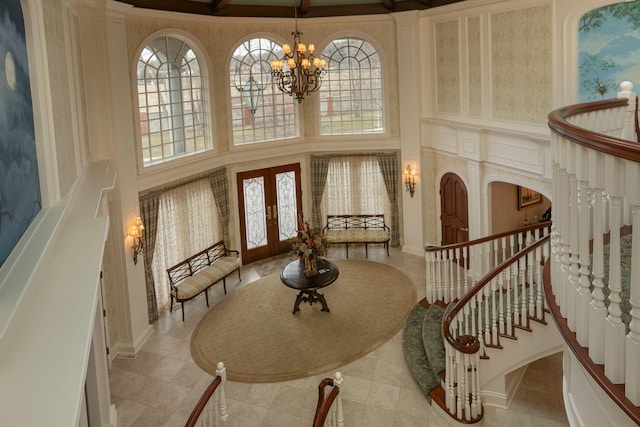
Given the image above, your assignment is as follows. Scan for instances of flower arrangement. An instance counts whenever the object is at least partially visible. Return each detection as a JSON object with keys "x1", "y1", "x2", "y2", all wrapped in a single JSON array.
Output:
[{"x1": 290, "y1": 216, "x2": 328, "y2": 276}]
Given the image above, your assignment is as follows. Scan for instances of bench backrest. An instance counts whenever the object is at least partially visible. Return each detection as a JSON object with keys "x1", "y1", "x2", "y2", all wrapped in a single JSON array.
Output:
[
  {"x1": 324, "y1": 214, "x2": 388, "y2": 230},
  {"x1": 167, "y1": 240, "x2": 228, "y2": 285}
]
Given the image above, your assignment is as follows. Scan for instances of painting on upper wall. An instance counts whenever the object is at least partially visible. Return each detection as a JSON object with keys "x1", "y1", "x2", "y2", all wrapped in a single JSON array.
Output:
[
  {"x1": 578, "y1": 2, "x2": 640, "y2": 102},
  {"x1": 0, "y1": 0, "x2": 41, "y2": 267},
  {"x1": 517, "y1": 186, "x2": 542, "y2": 211}
]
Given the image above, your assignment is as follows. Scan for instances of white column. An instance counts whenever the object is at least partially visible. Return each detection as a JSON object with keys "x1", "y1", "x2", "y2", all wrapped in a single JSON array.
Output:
[
  {"x1": 104, "y1": 2, "x2": 153, "y2": 355},
  {"x1": 393, "y1": 11, "x2": 423, "y2": 256}
]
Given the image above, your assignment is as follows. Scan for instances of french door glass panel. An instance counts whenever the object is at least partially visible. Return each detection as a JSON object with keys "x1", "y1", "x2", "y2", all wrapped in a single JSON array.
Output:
[
  {"x1": 243, "y1": 177, "x2": 267, "y2": 250},
  {"x1": 276, "y1": 171, "x2": 298, "y2": 241}
]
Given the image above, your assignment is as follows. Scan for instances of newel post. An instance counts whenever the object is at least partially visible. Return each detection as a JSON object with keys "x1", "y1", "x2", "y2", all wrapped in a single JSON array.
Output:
[{"x1": 618, "y1": 81, "x2": 637, "y2": 141}]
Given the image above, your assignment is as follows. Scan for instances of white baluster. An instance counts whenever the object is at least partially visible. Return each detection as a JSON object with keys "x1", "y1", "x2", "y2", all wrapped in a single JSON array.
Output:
[
  {"x1": 626, "y1": 205, "x2": 640, "y2": 404},
  {"x1": 216, "y1": 361, "x2": 229, "y2": 423},
  {"x1": 567, "y1": 174, "x2": 579, "y2": 330},
  {"x1": 589, "y1": 188, "x2": 606, "y2": 364},
  {"x1": 333, "y1": 371, "x2": 344, "y2": 427},
  {"x1": 576, "y1": 179, "x2": 592, "y2": 346},
  {"x1": 559, "y1": 168, "x2": 572, "y2": 316},
  {"x1": 455, "y1": 247, "x2": 462, "y2": 299},
  {"x1": 498, "y1": 272, "x2": 505, "y2": 335},
  {"x1": 519, "y1": 258, "x2": 528, "y2": 327},
  {"x1": 605, "y1": 195, "x2": 625, "y2": 383},
  {"x1": 505, "y1": 265, "x2": 513, "y2": 337}
]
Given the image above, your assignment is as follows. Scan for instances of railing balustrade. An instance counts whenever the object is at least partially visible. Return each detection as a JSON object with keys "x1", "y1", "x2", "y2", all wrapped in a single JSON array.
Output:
[
  {"x1": 185, "y1": 362, "x2": 229, "y2": 427},
  {"x1": 548, "y1": 81, "x2": 640, "y2": 417},
  {"x1": 313, "y1": 372, "x2": 344, "y2": 427},
  {"x1": 425, "y1": 222, "x2": 551, "y2": 306},
  {"x1": 436, "y1": 234, "x2": 550, "y2": 422}
]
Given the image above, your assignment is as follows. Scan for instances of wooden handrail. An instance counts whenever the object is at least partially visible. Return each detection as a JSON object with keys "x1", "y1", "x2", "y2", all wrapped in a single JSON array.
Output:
[
  {"x1": 313, "y1": 378, "x2": 340, "y2": 427},
  {"x1": 425, "y1": 221, "x2": 551, "y2": 253},
  {"x1": 441, "y1": 234, "x2": 550, "y2": 353},
  {"x1": 184, "y1": 376, "x2": 222, "y2": 427},
  {"x1": 548, "y1": 98, "x2": 640, "y2": 162}
]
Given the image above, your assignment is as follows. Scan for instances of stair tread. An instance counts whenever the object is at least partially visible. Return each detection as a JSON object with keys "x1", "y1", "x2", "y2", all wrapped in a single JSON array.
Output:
[
  {"x1": 422, "y1": 304, "x2": 446, "y2": 377},
  {"x1": 402, "y1": 304, "x2": 440, "y2": 400}
]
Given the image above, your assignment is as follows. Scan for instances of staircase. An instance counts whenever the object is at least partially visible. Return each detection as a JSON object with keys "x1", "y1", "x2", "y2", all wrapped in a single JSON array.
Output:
[
  {"x1": 405, "y1": 81, "x2": 640, "y2": 425},
  {"x1": 403, "y1": 223, "x2": 559, "y2": 423}
]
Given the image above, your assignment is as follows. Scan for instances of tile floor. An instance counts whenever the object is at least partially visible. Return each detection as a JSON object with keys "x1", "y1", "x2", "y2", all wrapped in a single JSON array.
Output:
[{"x1": 108, "y1": 246, "x2": 569, "y2": 427}]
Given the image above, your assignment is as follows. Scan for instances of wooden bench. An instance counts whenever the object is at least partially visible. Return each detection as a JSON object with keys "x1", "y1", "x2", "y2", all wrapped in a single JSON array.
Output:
[
  {"x1": 322, "y1": 214, "x2": 390, "y2": 258},
  {"x1": 167, "y1": 240, "x2": 241, "y2": 321}
]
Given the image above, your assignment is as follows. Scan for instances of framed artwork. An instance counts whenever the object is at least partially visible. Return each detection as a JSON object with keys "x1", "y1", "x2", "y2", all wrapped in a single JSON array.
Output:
[
  {"x1": 517, "y1": 186, "x2": 542, "y2": 211},
  {"x1": 0, "y1": 0, "x2": 41, "y2": 267}
]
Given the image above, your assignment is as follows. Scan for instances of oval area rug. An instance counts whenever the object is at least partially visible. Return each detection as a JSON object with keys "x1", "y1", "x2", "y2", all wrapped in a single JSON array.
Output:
[{"x1": 190, "y1": 259, "x2": 417, "y2": 383}]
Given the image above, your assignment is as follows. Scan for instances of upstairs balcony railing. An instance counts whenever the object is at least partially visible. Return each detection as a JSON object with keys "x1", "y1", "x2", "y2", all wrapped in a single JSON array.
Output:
[{"x1": 547, "y1": 81, "x2": 640, "y2": 422}]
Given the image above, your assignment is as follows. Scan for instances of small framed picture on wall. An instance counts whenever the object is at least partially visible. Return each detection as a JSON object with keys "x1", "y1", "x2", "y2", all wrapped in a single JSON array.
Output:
[{"x1": 517, "y1": 186, "x2": 542, "y2": 210}]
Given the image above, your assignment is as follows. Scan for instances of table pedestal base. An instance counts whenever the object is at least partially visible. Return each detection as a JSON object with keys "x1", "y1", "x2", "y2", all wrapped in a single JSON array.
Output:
[{"x1": 293, "y1": 290, "x2": 330, "y2": 314}]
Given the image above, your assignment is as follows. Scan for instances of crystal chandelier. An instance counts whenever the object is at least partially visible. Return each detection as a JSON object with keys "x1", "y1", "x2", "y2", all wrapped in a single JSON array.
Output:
[{"x1": 270, "y1": 9, "x2": 327, "y2": 103}]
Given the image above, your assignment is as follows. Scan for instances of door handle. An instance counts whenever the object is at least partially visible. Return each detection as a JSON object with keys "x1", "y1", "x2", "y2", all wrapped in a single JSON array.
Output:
[
  {"x1": 273, "y1": 205, "x2": 278, "y2": 219},
  {"x1": 461, "y1": 227, "x2": 468, "y2": 232},
  {"x1": 266, "y1": 205, "x2": 271, "y2": 220}
]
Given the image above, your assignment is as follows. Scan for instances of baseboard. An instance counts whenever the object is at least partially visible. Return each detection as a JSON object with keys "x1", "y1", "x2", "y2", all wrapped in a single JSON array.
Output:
[
  {"x1": 110, "y1": 324, "x2": 153, "y2": 358},
  {"x1": 480, "y1": 364, "x2": 527, "y2": 409}
]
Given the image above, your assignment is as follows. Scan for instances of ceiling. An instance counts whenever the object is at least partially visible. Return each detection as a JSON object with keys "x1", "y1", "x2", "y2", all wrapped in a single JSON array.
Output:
[{"x1": 116, "y1": 0, "x2": 467, "y2": 18}]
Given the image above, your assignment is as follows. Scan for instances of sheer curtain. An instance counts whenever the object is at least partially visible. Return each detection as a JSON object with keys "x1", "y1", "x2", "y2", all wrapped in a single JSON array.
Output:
[
  {"x1": 323, "y1": 155, "x2": 391, "y2": 222},
  {"x1": 151, "y1": 178, "x2": 222, "y2": 312}
]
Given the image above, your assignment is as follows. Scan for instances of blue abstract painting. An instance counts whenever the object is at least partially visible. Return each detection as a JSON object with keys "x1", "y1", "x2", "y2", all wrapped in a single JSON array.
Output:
[
  {"x1": 579, "y1": 2, "x2": 640, "y2": 102},
  {"x1": 0, "y1": 0, "x2": 41, "y2": 267}
]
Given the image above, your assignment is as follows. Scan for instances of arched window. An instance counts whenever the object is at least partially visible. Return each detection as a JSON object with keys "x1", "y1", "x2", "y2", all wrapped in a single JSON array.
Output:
[
  {"x1": 320, "y1": 36, "x2": 384, "y2": 135},
  {"x1": 230, "y1": 38, "x2": 298, "y2": 145},
  {"x1": 137, "y1": 35, "x2": 209, "y2": 166}
]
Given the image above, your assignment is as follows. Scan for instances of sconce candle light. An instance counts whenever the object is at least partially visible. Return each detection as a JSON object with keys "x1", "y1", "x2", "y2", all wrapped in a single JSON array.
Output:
[
  {"x1": 129, "y1": 216, "x2": 144, "y2": 265},
  {"x1": 403, "y1": 164, "x2": 417, "y2": 198}
]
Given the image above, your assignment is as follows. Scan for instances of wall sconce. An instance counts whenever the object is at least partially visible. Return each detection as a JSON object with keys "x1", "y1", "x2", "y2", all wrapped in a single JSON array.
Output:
[
  {"x1": 403, "y1": 164, "x2": 417, "y2": 198},
  {"x1": 129, "y1": 216, "x2": 144, "y2": 265}
]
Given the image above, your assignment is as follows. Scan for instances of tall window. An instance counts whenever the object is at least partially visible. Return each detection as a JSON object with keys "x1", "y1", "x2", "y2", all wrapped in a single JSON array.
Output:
[
  {"x1": 151, "y1": 178, "x2": 222, "y2": 312},
  {"x1": 230, "y1": 38, "x2": 298, "y2": 145},
  {"x1": 320, "y1": 37, "x2": 384, "y2": 135},
  {"x1": 137, "y1": 35, "x2": 209, "y2": 166},
  {"x1": 323, "y1": 156, "x2": 390, "y2": 220}
]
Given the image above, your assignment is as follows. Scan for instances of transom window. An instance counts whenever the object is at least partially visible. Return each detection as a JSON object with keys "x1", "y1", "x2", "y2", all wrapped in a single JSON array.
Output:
[
  {"x1": 319, "y1": 36, "x2": 384, "y2": 135},
  {"x1": 230, "y1": 38, "x2": 298, "y2": 145},
  {"x1": 137, "y1": 36, "x2": 209, "y2": 166}
]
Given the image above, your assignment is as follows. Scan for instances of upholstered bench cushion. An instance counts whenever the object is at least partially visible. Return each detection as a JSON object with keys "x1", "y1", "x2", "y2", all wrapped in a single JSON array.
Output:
[
  {"x1": 173, "y1": 256, "x2": 241, "y2": 300},
  {"x1": 325, "y1": 229, "x2": 389, "y2": 243}
]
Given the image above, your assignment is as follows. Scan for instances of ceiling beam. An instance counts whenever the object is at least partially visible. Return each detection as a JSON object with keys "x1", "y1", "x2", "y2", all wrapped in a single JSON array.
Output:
[
  {"x1": 115, "y1": 0, "x2": 467, "y2": 19},
  {"x1": 299, "y1": 0, "x2": 311, "y2": 16}
]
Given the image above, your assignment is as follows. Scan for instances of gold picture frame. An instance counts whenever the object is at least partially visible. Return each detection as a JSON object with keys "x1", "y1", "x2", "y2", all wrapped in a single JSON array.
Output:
[{"x1": 517, "y1": 186, "x2": 542, "y2": 210}]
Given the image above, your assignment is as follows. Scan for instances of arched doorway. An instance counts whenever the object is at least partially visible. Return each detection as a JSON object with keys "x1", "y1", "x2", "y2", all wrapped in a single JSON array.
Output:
[{"x1": 440, "y1": 173, "x2": 469, "y2": 245}]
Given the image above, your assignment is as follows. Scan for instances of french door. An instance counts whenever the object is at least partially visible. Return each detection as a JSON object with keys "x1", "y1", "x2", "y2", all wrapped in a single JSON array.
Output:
[{"x1": 237, "y1": 163, "x2": 302, "y2": 264}]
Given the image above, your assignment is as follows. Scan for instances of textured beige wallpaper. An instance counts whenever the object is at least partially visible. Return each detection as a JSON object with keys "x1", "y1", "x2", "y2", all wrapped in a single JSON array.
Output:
[
  {"x1": 467, "y1": 16, "x2": 482, "y2": 117},
  {"x1": 125, "y1": 15, "x2": 400, "y2": 151},
  {"x1": 491, "y1": 5, "x2": 552, "y2": 123},
  {"x1": 435, "y1": 20, "x2": 460, "y2": 114}
]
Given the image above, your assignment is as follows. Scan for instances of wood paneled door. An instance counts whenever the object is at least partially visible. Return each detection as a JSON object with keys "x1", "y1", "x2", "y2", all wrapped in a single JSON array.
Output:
[
  {"x1": 440, "y1": 172, "x2": 469, "y2": 245},
  {"x1": 237, "y1": 163, "x2": 302, "y2": 264}
]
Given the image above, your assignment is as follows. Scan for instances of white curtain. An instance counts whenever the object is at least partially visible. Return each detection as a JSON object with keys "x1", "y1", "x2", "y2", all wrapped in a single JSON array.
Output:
[
  {"x1": 151, "y1": 178, "x2": 222, "y2": 312},
  {"x1": 323, "y1": 155, "x2": 391, "y2": 221}
]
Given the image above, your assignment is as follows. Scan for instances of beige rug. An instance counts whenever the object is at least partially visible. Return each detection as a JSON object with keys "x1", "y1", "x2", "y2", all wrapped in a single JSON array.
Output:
[{"x1": 190, "y1": 259, "x2": 417, "y2": 383}]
